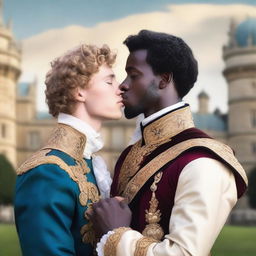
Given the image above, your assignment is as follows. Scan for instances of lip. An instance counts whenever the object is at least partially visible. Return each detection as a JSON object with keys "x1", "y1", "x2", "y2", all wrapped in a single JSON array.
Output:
[{"x1": 117, "y1": 99, "x2": 124, "y2": 107}]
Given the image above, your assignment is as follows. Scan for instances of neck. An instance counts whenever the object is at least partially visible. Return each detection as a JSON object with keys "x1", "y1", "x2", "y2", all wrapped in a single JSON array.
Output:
[
  {"x1": 72, "y1": 106, "x2": 102, "y2": 132},
  {"x1": 144, "y1": 85, "x2": 181, "y2": 117},
  {"x1": 144, "y1": 98, "x2": 181, "y2": 117}
]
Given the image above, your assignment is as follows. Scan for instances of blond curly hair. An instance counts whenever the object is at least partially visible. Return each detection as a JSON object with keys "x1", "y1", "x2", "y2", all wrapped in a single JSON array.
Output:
[{"x1": 45, "y1": 44, "x2": 116, "y2": 117}]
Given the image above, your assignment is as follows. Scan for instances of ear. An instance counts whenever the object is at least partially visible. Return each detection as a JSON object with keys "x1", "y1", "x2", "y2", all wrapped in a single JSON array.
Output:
[
  {"x1": 159, "y1": 73, "x2": 172, "y2": 89},
  {"x1": 73, "y1": 87, "x2": 87, "y2": 102}
]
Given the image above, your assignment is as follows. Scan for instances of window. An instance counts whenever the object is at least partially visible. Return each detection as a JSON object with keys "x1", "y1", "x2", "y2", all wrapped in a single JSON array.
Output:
[
  {"x1": 1, "y1": 124, "x2": 6, "y2": 138},
  {"x1": 251, "y1": 110, "x2": 256, "y2": 127},
  {"x1": 28, "y1": 131, "x2": 41, "y2": 150},
  {"x1": 252, "y1": 143, "x2": 256, "y2": 154}
]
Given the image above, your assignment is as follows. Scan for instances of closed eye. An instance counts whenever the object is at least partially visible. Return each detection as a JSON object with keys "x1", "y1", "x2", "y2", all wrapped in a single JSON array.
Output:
[{"x1": 130, "y1": 74, "x2": 138, "y2": 80}]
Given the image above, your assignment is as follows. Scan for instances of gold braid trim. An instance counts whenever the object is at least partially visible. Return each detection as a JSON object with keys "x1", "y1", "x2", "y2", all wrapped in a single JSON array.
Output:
[
  {"x1": 134, "y1": 237, "x2": 158, "y2": 256},
  {"x1": 122, "y1": 138, "x2": 248, "y2": 203},
  {"x1": 104, "y1": 227, "x2": 131, "y2": 256},
  {"x1": 16, "y1": 124, "x2": 101, "y2": 246},
  {"x1": 16, "y1": 149, "x2": 100, "y2": 205},
  {"x1": 117, "y1": 106, "x2": 194, "y2": 195},
  {"x1": 17, "y1": 149, "x2": 100, "y2": 245}
]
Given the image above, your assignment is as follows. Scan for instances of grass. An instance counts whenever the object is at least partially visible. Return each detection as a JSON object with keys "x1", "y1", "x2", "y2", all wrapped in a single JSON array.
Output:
[
  {"x1": 212, "y1": 226, "x2": 256, "y2": 256},
  {"x1": 0, "y1": 223, "x2": 21, "y2": 256},
  {"x1": 0, "y1": 224, "x2": 255, "y2": 255}
]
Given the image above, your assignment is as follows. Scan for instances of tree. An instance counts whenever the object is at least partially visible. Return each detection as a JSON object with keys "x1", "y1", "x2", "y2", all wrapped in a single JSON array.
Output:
[
  {"x1": 0, "y1": 154, "x2": 16, "y2": 205},
  {"x1": 248, "y1": 167, "x2": 256, "y2": 209}
]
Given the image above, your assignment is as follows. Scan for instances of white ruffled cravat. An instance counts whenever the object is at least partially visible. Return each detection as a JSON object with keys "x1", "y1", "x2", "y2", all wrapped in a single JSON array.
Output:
[{"x1": 58, "y1": 113, "x2": 112, "y2": 198}]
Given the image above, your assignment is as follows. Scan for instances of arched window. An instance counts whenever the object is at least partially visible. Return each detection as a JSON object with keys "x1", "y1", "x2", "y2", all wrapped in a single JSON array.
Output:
[
  {"x1": 1, "y1": 124, "x2": 6, "y2": 138},
  {"x1": 251, "y1": 110, "x2": 256, "y2": 127},
  {"x1": 28, "y1": 131, "x2": 41, "y2": 150},
  {"x1": 252, "y1": 143, "x2": 256, "y2": 154}
]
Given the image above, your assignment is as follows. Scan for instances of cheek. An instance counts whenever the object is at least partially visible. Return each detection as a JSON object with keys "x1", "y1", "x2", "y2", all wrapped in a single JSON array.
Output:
[
  {"x1": 130, "y1": 82, "x2": 147, "y2": 101},
  {"x1": 86, "y1": 88, "x2": 119, "y2": 113}
]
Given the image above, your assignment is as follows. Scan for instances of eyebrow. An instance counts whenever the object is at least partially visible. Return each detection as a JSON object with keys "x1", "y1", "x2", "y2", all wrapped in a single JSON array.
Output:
[
  {"x1": 125, "y1": 67, "x2": 141, "y2": 73},
  {"x1": 104, "y1": 74, "x2": 115, "y2": 79}
]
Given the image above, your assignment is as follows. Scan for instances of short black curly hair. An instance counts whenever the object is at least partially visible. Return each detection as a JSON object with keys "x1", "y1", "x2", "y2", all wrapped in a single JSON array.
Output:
[{"x1": 123, "y1": 30, "x2": 198, "y2": 98}]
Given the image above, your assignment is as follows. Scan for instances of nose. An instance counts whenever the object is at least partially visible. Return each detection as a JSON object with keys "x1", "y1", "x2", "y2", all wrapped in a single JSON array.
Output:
[
  {"x1": 116, "y1": 86, "x2": 122, "y2": 96},
  {"x1": 114, "y1": 80, "x2": 122, "y2": 96},
  {"x1": 119, "y1": 78, "x2": 129, "y2": 92}
]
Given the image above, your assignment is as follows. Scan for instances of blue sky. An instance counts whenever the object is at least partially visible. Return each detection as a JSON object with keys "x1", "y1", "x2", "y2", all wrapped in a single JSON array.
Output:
[{"x1": 4, "y1": 0, "x2": 256, "y2": 39}]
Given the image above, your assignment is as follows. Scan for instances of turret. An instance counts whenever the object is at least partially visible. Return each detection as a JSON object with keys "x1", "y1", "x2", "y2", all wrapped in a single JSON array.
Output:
[{"x1": 0, "y1": 0, "x2": 21, "y2": 167}]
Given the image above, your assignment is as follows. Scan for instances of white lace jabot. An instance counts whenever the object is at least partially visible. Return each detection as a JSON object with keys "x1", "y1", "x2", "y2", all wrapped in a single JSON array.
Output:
[{"x1": 58, "y1": 113, "x2": 112, "y2": 198}]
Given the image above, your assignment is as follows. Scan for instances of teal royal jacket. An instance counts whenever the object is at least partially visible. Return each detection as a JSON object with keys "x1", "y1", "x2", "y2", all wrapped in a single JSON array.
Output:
[{"x1": 15, "y1": 124, "x2": 100, "y2": 256}]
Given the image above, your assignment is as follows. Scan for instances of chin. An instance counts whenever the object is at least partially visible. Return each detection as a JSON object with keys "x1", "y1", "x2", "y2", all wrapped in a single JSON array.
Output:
[
  {"x1": 106, "y1": 110, "x2": 123, "y2": 120},
  {"x1": 113, "y1": 112, "x2": 123, "y2": 120},
  {"x1": 124, "y1": 107, "x2": 140, "y2": 119}
]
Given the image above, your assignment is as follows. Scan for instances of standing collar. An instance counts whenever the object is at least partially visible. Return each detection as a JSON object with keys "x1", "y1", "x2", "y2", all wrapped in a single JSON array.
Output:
[
  {"x1": 142, "y1": 104, "x2": 195, "y2": 145},
  {"x1": 142, "y1": 101, "x2": 186, "y2": 127},
  {"x1": 128, "y1": 102, "x2": 188, "y2": 145},
  {"x1": 43, "y1": 123, "x2": 86, "y2": 160},
  {"x1": 57, "y1": 113, "x2": 104, "y2": 159}
]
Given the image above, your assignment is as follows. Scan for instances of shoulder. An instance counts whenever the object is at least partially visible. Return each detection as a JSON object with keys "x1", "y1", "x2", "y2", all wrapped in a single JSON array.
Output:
[{"x1": 16, "y1": 149, "x2": 78, "y2": 194}]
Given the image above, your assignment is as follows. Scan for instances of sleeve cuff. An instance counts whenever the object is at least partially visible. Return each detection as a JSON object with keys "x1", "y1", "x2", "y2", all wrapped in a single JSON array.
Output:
[{"x1": 96, "y1": 227, "x2": 131, "y2": 256}]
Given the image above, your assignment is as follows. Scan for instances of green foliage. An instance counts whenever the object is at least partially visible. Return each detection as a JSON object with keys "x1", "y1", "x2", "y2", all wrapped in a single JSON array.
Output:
[
  {"x1": 248, "y1": 167, "x2": 256, "y2": 209},
  {"x1": 0, "y1": 154, "x2": 16, "y2": 205}
]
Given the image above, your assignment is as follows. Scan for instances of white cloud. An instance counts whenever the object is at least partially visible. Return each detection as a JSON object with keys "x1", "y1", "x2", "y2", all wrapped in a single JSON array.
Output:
[{"x1": 20, "y1": 3, "x2": 256, "y2": 113}]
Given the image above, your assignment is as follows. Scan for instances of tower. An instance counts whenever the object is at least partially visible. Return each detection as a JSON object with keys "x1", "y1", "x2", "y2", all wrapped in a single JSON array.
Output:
[
  {"x1": 223, "y1": 17, "x2": 256, "y2": 207},
  {"x1": 198, "y1": 91, "x2": 209, "y2": 114},
  {"x1": 0, "y1": 0, "x2": 21, "y2": 167}
]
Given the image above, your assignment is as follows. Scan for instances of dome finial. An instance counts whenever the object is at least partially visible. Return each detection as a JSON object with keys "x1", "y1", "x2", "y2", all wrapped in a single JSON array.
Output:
[{"x1": 228, "y1": 18, "x2": 237, "y2": 48}]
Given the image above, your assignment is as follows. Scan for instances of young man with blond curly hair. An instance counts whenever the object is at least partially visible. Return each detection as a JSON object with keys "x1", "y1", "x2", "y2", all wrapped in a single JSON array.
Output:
[{"x1": 14, "y1": 44, "x2": 123, "y2": 256}]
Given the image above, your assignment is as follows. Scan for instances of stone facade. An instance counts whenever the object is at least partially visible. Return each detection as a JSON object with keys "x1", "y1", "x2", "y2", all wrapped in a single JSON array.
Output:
[
  {"x1": 0, "y1": 16, "x2": 21, "y2": 168},
  {"x1": 223, "y1": 17, "x2": 256, "y2": 178}
]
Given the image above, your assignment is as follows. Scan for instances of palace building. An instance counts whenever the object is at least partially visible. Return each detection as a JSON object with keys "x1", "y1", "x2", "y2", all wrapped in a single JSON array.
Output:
[{"x1": 0, "y1": 8, "x2": 255, "y2": 209}]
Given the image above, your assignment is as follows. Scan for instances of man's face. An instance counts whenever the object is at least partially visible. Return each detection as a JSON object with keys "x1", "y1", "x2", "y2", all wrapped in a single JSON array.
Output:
[
  {"x1": 84, "y1": 64, "x2": 123, "y2": 121},
  {"x1": 120, "y1": 49, "x2": 160, "y2": 119}
]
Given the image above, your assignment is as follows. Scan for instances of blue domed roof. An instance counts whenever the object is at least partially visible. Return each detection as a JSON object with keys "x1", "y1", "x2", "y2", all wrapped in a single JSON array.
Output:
[{"x1": 235, "y1": 18, "x2": 256, "y2": 47}]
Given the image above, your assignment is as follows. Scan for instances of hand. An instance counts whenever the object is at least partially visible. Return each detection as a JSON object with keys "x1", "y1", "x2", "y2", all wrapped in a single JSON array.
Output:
[{"x1": 87, "y1": 197, "x2": 132, "y2": 238}]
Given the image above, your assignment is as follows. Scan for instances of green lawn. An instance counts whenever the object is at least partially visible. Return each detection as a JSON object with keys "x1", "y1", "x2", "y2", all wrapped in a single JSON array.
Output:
[
  {"x1": 0, "y1": 224, "x2": 255, "y2": 256},
  {"x1": 212, "y1": 226, "x2": 256, "y2": 256},
  {"x1": 0, "y1": 223, "x2": 21, "y2": 256}
]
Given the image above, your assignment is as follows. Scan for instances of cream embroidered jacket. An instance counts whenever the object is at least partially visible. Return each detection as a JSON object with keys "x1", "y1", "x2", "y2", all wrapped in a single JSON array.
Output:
[{"x1": 97, "y1": 157, "x2": 237, "y2": 256}]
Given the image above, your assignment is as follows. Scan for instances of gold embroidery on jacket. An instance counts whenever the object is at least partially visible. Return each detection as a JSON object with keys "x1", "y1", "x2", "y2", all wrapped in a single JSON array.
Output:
[
  {"x1": 117, "y1": 139, "x2": 166, "y2": 195},
  {"x1": 142, "y1": 172, "x2": 164, "y2": 240},
  {"x1": 117, "y1": 106, "x2": 195, "y2": 195},
  {"x1": 104, "y1": 227, "x2": 131, "y2": 256},
  {"x1": 134, "y1": 237, "x2": 157, "y2": 256},
  {"x1": 143, "y1": 106, "x2": 194, "y2": 145},
  {"x1": 123, "y1": 138, "x2": 247, "y2": 203},
  {"x1": 81, "y1": 221, "x2": 96, "y2": 245},
  {"x1": 16, "y1": 124, "x2": 100, "y2": 245},
  {"x1": 43, "y1": 123, "x2": 86, "y2": 160}
]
